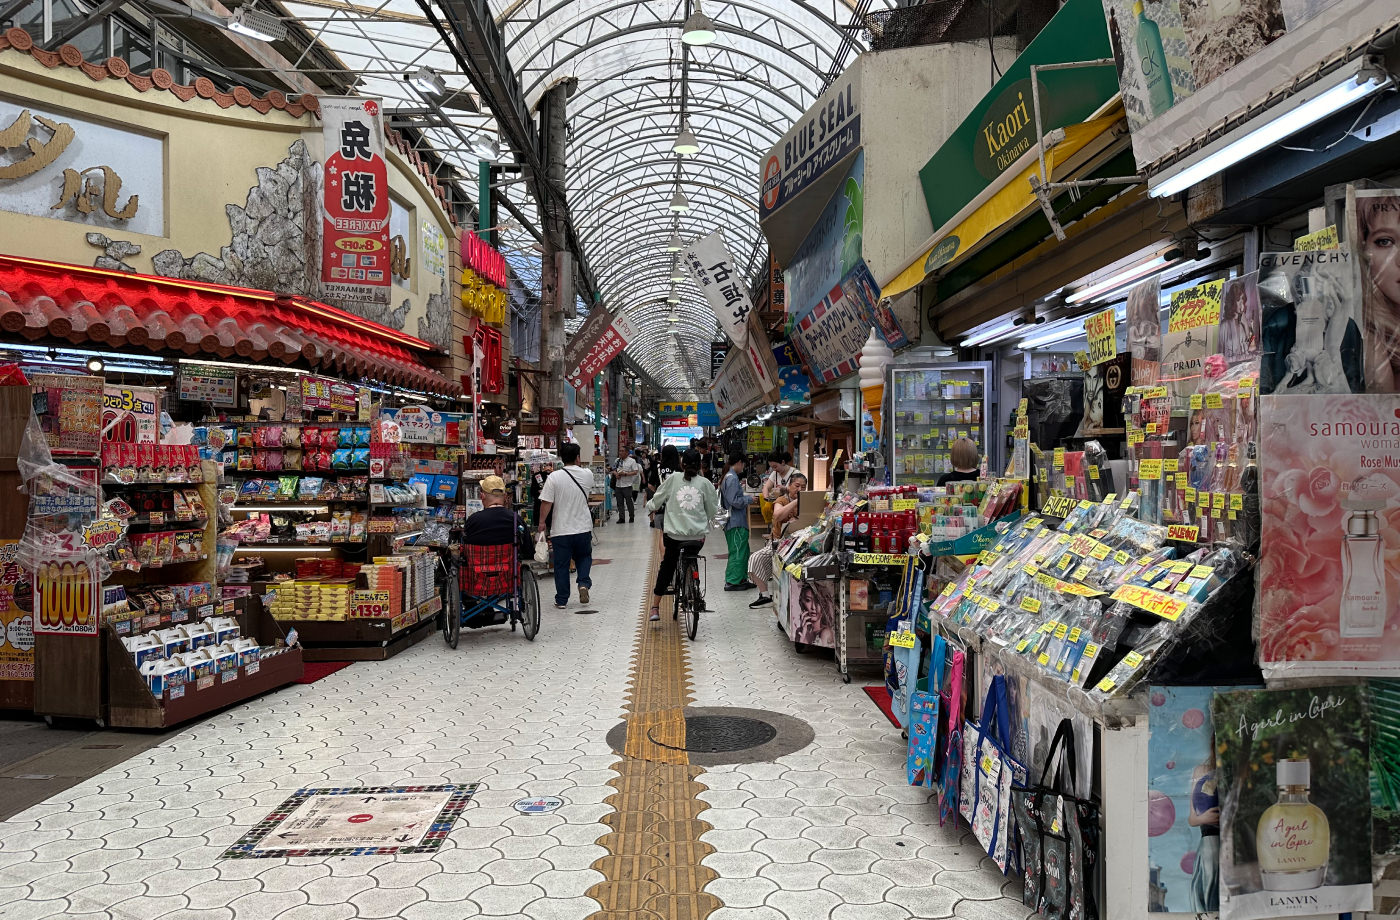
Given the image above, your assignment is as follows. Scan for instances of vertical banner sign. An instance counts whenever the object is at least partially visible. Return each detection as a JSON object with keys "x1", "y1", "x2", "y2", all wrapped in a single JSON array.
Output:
[
  {"x1": 1083, "y1": 308, "x2": 1117, "y2": 365},
  {"x1": 710, "y1": 343, "x2": 728, "y2": 381},
  {"x1": 683, "y1": 231, "x2": 754, "y2": 347},
  {"x1": 321, "y1": 97, "x2": 391, "y2": 306}
]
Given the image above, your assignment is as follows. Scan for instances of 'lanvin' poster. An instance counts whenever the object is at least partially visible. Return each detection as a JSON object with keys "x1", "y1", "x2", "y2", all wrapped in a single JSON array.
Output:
[
  {"x1": 1259, "y1": 395, "x2": 1400, "y2": 677},
  {"x1": 1212, "y1": 686, "x2": 1372, "y2": 920}
]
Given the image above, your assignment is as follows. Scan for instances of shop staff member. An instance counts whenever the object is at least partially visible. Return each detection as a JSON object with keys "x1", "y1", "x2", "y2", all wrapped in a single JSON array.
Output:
[
  {"x1": 461, "y1": 476, "x2": 532, "y2": 559},
  {"x1": 937, "y1": 437, "x2": 981, "y2": 486},
  {"x1": 759, "y1": 450, "x2": 795, "y2": 524},
  {"x1": 720, "y1": 452, "x2": 755, "y2": 592},
  {"x1": 613, "y1": 448, "x2": 641, "y2": 523},
  {"x1": 537, "y1": 442, "x2": 595, "y2": 609}
]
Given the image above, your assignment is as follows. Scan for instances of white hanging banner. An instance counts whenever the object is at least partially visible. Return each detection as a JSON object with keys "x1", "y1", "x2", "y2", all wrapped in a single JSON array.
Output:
[{"x1": 682, "y1": 231, "x2": 753, "y2": 348}]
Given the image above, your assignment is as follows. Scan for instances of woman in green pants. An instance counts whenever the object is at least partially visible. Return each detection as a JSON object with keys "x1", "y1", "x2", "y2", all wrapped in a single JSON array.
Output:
[{"x1": 719, "y1": 452, "x2": 755, "y2": 591}]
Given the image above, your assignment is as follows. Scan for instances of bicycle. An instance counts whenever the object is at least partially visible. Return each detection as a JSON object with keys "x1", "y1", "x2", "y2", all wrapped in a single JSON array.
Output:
[{"x1": 671, "y1": 539, "x2": 705, "y2": 641}]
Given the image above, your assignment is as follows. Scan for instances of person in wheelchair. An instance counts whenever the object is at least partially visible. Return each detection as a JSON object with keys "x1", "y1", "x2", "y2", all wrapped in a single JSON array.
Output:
[
  {"x1": 459, "y1": 475, "x2": 532, "y2": 627},
  {"x1": 644, "y1": 448, "x2": 718, "y2": 622}
]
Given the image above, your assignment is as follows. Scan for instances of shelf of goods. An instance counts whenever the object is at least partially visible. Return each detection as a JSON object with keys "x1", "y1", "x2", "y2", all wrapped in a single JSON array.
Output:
[
  {"x1": 889, "y1": 363, "x2": 991, "y2": 487},
  {"x1": 260, "y1": 551, "x2": 444, "y2": 661},
  {"x1": 37, "y1": 457, "x2": 304, "y2": 727}
]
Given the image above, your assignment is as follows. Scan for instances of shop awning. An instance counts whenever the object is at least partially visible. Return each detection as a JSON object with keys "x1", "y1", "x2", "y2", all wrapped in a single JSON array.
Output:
[
  {"x1": 881, "y1": 106, "x2": 1126, "y2": 301},
  {"x1": 0, "y1": 255, "x2": 460, "y2": 396}
]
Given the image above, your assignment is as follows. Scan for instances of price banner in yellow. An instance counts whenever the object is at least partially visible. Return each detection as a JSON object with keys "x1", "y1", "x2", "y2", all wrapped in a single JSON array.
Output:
[{"x1": 1083, "y1": 307, "x2": 1117, "y2": 365}]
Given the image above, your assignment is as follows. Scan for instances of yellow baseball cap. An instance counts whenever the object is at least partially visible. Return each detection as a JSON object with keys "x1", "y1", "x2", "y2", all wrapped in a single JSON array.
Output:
[{"x1": 480, "y1": 475, "x2": 507, "y2": 494}]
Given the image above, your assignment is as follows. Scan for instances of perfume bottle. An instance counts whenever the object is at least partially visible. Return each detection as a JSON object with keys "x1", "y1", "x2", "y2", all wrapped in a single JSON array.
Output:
[
  {"x1": 1256, "y1": 759, "x2": 1330, "y2": 891},
  {"x1": 1133, "y1": 1, "x2": 1175, "y2": 117},
  {"x1": 1341, "y1": 496, "x2": 1387, "y2": 638}
]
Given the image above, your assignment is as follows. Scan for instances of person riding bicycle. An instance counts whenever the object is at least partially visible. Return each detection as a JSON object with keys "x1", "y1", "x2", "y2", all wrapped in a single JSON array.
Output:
[{"x1": 644, "y1": 447, "x2": 718, "y2": 622}]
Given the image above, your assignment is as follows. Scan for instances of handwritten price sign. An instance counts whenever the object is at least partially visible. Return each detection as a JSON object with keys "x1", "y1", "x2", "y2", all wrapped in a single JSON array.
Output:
[{"x1": 1083, "y1": 308, "x2": 1117, "y2": 366}]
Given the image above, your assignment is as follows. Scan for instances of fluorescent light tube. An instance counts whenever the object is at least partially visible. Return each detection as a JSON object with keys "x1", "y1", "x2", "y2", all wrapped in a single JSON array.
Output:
[
  {"x1": 1066, "y1": 255, "x2": 1170, "y2": 305},
  {"x1": 963, "y1": 318, "x2": 1022, "y2": 347},
  {"x1": 1150, "y1": 60, "x2": 1392, "y2": 198}
]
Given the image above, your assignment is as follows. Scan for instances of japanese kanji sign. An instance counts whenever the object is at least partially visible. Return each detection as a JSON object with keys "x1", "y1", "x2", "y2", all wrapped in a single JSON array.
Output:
[
  {"x1": 710, "y1": 331, "x2": 781, "y2": 424},
  {"x1": 321, "y1": 97, "x2": 391, "y2": 306},
  {"x1": 682, "y1": 231, "x2": 753, "y2": 347},
  {"x1": 565, "y1": 309, "x2": 637, "y2": 389}
]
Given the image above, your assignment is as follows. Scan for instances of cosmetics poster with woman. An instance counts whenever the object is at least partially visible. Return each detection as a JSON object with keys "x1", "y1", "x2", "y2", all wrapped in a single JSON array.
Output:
[
  {"x1": 1128, "y1": 277, "x2": 1164, "y2": 386},
  {"x1": 1259, "y1": 250, "x2": 1363, "y2": 394},
  {"x1": 1258, "y1": 394, "x2": 1400, "y2": 677},
  {"x1": 790, "y1": 578, "x2": 836, "y2": 649},
  {"x1": 1219, "y1": 272, "x2": 1263, "y2": 365},
  {"x1": 1211, "y1": 686, "x2": 1372, "y2": 920},
  {"x1": 1351, "y1": 187, "x2": 1400, "y2": 392}
]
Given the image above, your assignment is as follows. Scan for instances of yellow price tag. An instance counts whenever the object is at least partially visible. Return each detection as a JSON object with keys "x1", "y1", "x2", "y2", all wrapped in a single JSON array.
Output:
[
  {"x1": 1190, "y1": 394, "x2": 1204, "y2": 410},
  {"x1": 1123, "y1": 650, "x2": 1146, "y2": 668},
  {"x1": 889, "y1": 631, "x2": 917, "y2": 649},
  {"x1": 1175, "y1": 473, "x2": 1189, "y2": 490},
  {"x1": 1089, "y1": 542, "x2": 1112, "y2": 561},
  {"x1": 1016, "y1": 638, "x2": 1032, "y2": 653},
  {"x1": 1096, "y1": 677, "x2": 1117, "y2": 693},
  {"x1": 1088, "y1": 466, "x2": 1100, "y2": 480},
  {"x1": 1206, "y1": 393, "x2": 1225, "y2": 409},
  {"x1": 1213, "y1": 492, "x2": 1226, "y2": 510},
  {"x1": 1071, "y1": 564, "x2": 1092, "y2": 581},
  {"x1": 1183, "y1": 487, "x2": 1197, "y2": 503},
  {"x1": 1104, "y1": 493, "x2": 1117, "y2": 504},
  {"x1": 1020, "y1": 597, "x2": 1043, "y2": 614},
  {"x1": 941, "y1": 582, "x2": 957, "y2": 597},
  {"x1": 1113, "y1": 550, "x2": 1130, "y2": 565},
  {"x1": 1163, "y1": 458, "x2": 1179, "y2": 473},
  {"x1": 1229, "y1": 493, "x2": 1244, "y2": 511},
  {"x1": 1053, "y1": 448, "x2": 1065, "y2": 469},
  {"x1": 892, "y1": 499, "x2": 919, "y2": 511},
  {"x1": 1068, "y1": 627, "x2": 1082, "y2": 643},
  {"x1": 1054, "y1": 622, "x2": 1069, "y2": 640},
  {"x1": 1138, "y1": 459, "x2": 1163, "y2": 481},
  {"x1": 1038, "y1": 653, "x2": 1052, "y2": 667}
]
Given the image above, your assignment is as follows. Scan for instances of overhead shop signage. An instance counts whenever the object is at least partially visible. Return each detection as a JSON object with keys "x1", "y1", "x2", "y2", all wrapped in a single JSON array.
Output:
[
  {"x1": 759, "y1": 66, "x2": 861, "y2": 223},
  {"x1": 178, "y1": 364, "x2": 237, "y2": 407},
  {"x1": 564, "y1": 308, "x2": 637, "y2": 389},
  {"x1": 790, "y1": 272, "x2": 881, "y2": 386},
  {"x1": 917, "y1": 0, "x2": 1119, "y2": 236},
  {"x1": 710, "y1": 343, "x2": 728, "y2": 381},
  {"x1": 460, "y1": 231, "x2": 508, "y2": 326},
  {"x1": 1098, "y1": 0, "x2": 1386, "y2": 169},
  {"x1": 659, "y1": 402, "x2": 698, "y2": 416},
  {"x1": 711, "y1": 332, "x2": 781, "y2": 424},
  {"x1": 683, "y1": 231, "x2": 754, "y2": 347},
  {"x1": 321, "y1": 97, "x2": 391, "y2": 306}
]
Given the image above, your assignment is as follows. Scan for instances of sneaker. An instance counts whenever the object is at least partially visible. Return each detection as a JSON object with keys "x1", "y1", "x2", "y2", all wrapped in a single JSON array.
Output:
[
  {"x1": 579, "y1": 586, "x2": 590, "y2": 604},
  {"x1": 649, "y1": 608, "x2": 661, "y2": 621},
  {"x1": 723, "y1": 583, "x2": 745, "y2": 592},
  {"x1": 736, "y1": 580, "x2": 756, "y2": 590},
  {"x1": 748, "y1": 595, "x2": 772, "y2": 609},
  {"x1": 554, "y1": 603, "x2": 567, "y2": 610}
]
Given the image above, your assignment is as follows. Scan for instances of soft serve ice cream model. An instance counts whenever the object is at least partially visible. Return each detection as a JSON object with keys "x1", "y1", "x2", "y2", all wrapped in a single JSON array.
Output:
[{"x1": 858, "y1": 328, "x2": 893, "y2": 450}]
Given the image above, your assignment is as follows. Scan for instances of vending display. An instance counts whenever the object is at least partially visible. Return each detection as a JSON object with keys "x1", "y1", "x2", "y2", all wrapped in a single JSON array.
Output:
[{"x1": 887, "y1": 363, "x2": 992, "y2": 487}]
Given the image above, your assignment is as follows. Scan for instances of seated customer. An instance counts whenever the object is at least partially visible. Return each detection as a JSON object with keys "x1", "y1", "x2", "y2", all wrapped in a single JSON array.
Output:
[
  {"x1": 936, "y1": 437, "x2": 981, "y2": 486},
  {"x1": 461, "y1": 475, "x2": 532, "y2": 559}
]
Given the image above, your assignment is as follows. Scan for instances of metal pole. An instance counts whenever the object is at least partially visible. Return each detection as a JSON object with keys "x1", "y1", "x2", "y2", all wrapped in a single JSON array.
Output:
[{"x1": 539, "y1": 81, "x2": 570, "y2": 417}]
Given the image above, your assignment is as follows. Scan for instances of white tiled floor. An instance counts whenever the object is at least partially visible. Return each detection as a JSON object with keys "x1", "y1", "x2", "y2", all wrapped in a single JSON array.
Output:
[{"x1": 0, "y1": 522, "x2": 1030, "y2": 920}]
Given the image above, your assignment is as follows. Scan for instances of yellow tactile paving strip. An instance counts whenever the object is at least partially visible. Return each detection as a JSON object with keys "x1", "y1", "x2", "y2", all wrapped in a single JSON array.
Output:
[{"x1": 585, "y1": 542, "x2": 720, "y2": 920}]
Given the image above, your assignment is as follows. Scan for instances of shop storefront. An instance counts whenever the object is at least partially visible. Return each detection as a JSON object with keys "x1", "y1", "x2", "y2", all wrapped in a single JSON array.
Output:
[{"x1": 0, "y1": 31, "x2": 482, "y2": 724}]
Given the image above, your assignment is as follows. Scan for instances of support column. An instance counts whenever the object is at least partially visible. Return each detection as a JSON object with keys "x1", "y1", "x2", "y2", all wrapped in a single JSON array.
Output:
[{"x1": 538, "y1": 81, "x2": 572, "y2": 416}]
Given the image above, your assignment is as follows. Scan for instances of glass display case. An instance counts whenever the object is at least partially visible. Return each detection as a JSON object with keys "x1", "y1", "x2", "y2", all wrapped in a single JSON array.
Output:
[{"x1": 887, "y1": 362, "x2": 992, "y2": 487}]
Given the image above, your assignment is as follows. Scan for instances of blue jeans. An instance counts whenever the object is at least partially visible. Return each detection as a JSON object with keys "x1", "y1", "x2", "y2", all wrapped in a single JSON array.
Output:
[{"x1": 551, "y1": 532, "x2": 592, "y2": 605}]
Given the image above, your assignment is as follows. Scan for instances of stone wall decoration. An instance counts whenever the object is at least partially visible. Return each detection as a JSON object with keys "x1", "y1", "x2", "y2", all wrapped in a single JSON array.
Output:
[
  {"x1": 85, "y1": 232, "x2": 140, "y2": 273},
  {"x1": 417, "y1": 278, "x2": 451, "y2": 350}
]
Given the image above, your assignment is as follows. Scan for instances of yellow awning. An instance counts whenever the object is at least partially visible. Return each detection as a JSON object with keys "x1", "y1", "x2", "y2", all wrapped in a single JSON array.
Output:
[{"x1": 883, "y1": 108, "x2": 1126, "y2": 300}]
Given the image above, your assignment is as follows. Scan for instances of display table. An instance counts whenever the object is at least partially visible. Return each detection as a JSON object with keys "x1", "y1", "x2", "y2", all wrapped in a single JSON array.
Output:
[{"x1": 276, "y1": 595, "x2": 442, "y2": 661}]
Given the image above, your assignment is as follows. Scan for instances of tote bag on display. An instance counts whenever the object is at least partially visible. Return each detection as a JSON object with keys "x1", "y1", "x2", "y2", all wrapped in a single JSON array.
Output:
[
  {"x1": 1009, "y1": 718, "x2": 1101, "y2": 920},
  {"x1": 906, "y1": 636, "x2": 946, "y2": 786},
  {"x1": 937, "y1": 646, "x2": 965, "y2": 826},
  {"x1": 962, "y1": 674, "x2": 1027, "y2": 872}
]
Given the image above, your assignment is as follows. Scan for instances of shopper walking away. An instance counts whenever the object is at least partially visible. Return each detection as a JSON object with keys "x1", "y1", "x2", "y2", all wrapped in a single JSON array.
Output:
[
  {"x1": 536, "y1": 442, "x2": 595, "y2": 609},
  {"x1": 646, "y1": 448, "x2": 719, "y2": 622},
  {"x1": 720, "y1": 452, "x2": 755, "y2": 591},
  {"x1": 613, "y1": 448, "x2": 641, "y2": 523},
  {"x1": 646, "y1": 444, "x2": 681, "y2": 531},
  {"x1": 749, "y1": 473, "x2": 807, "y2": 609}
]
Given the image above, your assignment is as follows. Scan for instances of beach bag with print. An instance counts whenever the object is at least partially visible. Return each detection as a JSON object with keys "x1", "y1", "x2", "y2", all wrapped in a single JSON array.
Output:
[
  {"x1": 906, "y1": 636, "x2": 946, "y2": 787},
  {"x1": 1009, "y1": 718, "x2": 1100, "y2": 920},
  {"x1": 962, "y1": 675, "x2": 1027, "y2": 873},
  {"x1": 937, "y1": 645, "x2": 965, "y2": 826}
]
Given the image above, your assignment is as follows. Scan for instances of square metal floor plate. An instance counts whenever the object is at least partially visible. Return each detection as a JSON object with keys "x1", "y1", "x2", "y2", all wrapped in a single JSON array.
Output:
[{"x1": 222, "y1": 784, "x2": 478, "y2": 858}]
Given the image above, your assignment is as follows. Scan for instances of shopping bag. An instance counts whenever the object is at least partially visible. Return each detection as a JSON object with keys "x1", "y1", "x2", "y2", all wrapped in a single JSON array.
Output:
[
  {"x1": 1009, "y1": 718, "x2": 1100, "y2": 920},
  {"x1": 963, "y1": 675, "x2": 1027, "y2": 873},
  {"x1": 906, "y1": 636, "x2": 946, "y2": 786},
  {"x1": 888, "y1": 633, "x2": 922, "y2": 730},
  {"x1": 533, "y1": 534, "x2": 550, "y2": 565},
  {"x1": 937, "y1": 646, "x2": 965, "y2": 826}
]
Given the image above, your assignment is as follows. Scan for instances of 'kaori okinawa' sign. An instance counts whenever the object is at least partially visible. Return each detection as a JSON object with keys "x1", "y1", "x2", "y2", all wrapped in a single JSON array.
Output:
[{"x1": 321, "y1": 97, "x2": 391, "y2": 306}]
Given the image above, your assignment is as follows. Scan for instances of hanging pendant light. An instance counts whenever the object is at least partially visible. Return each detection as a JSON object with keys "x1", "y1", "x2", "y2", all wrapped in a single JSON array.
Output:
[
  {"x1": 666, "y1": 232, "x2": 684, "y2": 252},
  {"x1": 668, "y1": 189, "x2": 691, "y2": 213},
  {"x1": 681, "y1": 0, "x2": 717, "y2": 45},
  {"x1": 672, "y1": 119, "x2": 700, "y2": 155},
  {"x1": 670, "y1": 258, "x2": 687, "y2": 282}
]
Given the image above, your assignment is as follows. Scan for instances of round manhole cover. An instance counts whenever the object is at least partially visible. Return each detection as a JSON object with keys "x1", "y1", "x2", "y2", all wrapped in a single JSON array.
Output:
[{"x1": 649, "y1": 715, "x2": 778, "y2": 753}]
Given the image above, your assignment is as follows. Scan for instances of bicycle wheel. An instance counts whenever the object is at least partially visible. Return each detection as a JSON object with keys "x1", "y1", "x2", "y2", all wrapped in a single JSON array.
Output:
[
  {"x1": 684, "y1": 564, "x2": 700, "y2": 641},
  {"x1": 442, "y1": 563, "x2": 461, "y2": 649},
  {"x1": 519, "y1": 564, "x2": 540, "y2": 641}
]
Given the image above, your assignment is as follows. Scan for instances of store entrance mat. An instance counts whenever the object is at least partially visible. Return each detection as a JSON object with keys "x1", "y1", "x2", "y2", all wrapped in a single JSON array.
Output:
[
  {"x1": 862, "y1": 686, "x2": 901, "y2": 728},
  {"x1": 221, "y1": 783, "x2": 477, "y2": 858}
]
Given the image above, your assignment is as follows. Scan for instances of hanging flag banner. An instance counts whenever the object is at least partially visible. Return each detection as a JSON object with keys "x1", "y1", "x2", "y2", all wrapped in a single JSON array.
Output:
[
  {"x1": 682, "y1": 231, "x2": 754, "y2": 347},
  {"x1": 711, "y1": 333, "x2": 780, "y2": 424},
  {"x1": 563, "y1": 306, "x2": 614, "y2": 371},
  {"x1": 565, "y1": 310, "x2": 638, "y2": 389},
  {"x1": 321, "y1": 96, "x2": 391, "y2": 306},
  {"x1": 790, "y1": 283, "x2": 873, "y2": 385}
]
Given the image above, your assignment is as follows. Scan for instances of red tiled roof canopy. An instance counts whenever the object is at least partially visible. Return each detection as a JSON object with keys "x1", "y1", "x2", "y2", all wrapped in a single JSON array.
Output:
[{"x1": 0, "y1": 255, "x2": 460, "y2": 396}]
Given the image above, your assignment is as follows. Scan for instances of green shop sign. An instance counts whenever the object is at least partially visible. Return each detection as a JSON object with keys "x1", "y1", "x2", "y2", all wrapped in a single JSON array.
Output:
[{"x1": 918, "y1": 0, "x2": 1120, "y2": 233}]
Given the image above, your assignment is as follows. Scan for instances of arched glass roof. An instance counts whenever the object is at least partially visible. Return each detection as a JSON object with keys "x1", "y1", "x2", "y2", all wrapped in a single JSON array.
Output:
[{"x1": 276, "y1": 0, "x2": 892, "y2": 393}]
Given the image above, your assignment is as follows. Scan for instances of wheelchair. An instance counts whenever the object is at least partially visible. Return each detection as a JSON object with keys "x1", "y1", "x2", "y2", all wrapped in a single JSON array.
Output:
[{"x1": 441, "y1": 541, "x2": 541, "y2": 648}]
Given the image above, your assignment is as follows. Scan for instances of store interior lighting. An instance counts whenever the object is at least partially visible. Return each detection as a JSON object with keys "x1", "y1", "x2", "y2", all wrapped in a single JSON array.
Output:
[
  {"x1": 472, "y1": 136, "x2": 500, "y2": 161},
  {"x1": 1064, "y1": 253, "x2": 1173, "y2": 305},
  {"x1": 176, "y1": 357, "x2": 307, "y2": 374},
  {"x1": 85, "y1": 357, "x2": 104, "y2": 373},
  {"x1": 1150, "y1": 57, "x2": 1393, "y2": 198},
  {"x1": 406, "y1": 66, "x2": 447, "y2": 96},
  {"x1": 681, "y1": 0, "x2": 717, "y2": 45},
  {"x1": 669, "y1": 189, "x2": 691, "y2": 213},
  {"x1": 672, "y1": 120, "x2": 700, "y2": 156},
  {"x1": 225, "y1": 3, "x2": 286, "y2": 41}
]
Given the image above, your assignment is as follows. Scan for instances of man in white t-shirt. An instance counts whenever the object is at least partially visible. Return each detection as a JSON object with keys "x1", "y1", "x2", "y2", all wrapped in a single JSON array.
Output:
[
  {"x1": 613, "y1": 448, "x2": 641, "y2": 523},
  {"x1": 537, "y1": 442, "x2": 596, "y2": 609}
]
